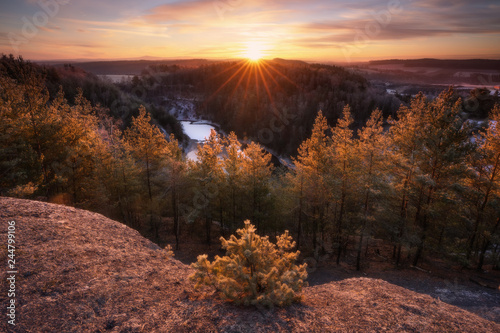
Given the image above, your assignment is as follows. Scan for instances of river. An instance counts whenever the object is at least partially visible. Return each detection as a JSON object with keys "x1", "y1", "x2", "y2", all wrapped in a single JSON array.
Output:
[{"x1": 180, "y1": 121, "x2": 217, "y2": 142}]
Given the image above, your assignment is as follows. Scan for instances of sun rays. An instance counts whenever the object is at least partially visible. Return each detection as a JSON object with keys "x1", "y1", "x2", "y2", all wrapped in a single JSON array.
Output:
[{"x1": 201, "y1": 57, "x2": 302, "y2": 122}]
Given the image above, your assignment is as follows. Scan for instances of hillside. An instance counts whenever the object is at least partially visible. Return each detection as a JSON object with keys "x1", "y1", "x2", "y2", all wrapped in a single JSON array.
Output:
[
  {"x1": 49, "y1": 59, "x2": 216, "y2": 75},
  {"x1": 351, "y1": 58, "x2": 500, "y2": 96},
  {"x1": 0, "y1": 197, "x2": 498, "y2": 333},
  {"x1": 368, "y1": 59, "x2": 500, "y2": 70}
]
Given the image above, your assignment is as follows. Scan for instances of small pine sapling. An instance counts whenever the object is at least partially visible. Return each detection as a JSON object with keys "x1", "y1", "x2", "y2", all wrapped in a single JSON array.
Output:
[
  {"x1": 164, "y1": 244, "x2": 174, "y2": 259},
  {"x1": 190, "y1": 220, "x2": 308, "y2": 307}
]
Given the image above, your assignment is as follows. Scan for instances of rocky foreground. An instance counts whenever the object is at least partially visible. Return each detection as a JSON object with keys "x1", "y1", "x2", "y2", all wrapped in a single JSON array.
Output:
[{"x1": 0, "y1": 197, "x2": 498, "y2": 332}]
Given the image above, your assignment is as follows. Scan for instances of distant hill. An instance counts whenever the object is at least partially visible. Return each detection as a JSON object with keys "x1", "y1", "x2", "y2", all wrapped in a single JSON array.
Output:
[
  {"x1": 369, "y1": 59, "x2": 500, "y2": 70},
  {"x1": 48, "y1": 59, "x2": 218, "y2": 75},
  {"x1": 271, "y1": 58, "x2": 309, "y2": 66},
  {"x1": 1, "y1": 197, "x2": 498, "y2": 332}
]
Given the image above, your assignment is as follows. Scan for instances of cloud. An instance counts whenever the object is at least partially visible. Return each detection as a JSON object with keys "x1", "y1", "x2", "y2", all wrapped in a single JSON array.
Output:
[
  {"x1": 138, "y1": 0, "x2": 300, "y2": 26},
  {"x1": 292, "y1": 0, "x2": 500, "y2": 48},
  {"x1": 3, "y1": 0, "x2": 500, "y2": 60},
  {"x1": 88, "y1": 27, "x2": 170, "y2": 38},
  {"x1": 39, "y1": 24, "x2": 61, "y2": 33},
  {"x1": 60, "y1": 18, "x2": 133, "y2": 28},
  {"x1": 141, "y1": 0, "x2": 216, "y2": 23}
]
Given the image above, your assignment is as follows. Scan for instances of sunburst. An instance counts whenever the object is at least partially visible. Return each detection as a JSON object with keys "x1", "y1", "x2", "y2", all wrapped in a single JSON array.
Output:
[{"x1": 202, "y1": 50, "x2": 301, "y2": 125}]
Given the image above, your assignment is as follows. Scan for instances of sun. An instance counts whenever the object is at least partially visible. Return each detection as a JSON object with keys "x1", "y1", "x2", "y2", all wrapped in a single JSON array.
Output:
[{"x1": 244, "y1": 41, "x2": 265, "y2": 62}]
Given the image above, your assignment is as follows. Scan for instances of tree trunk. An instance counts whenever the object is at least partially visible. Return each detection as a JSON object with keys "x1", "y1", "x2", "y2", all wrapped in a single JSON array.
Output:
[
  {"x1": 468, "y1": 154, "x2": 499, "y2": 259},
  {"x1": 357, "y1": 180, "x2": 371, "y2": 271},
  {"x1": 413, "y1": 208, "x2": 429, "y2": 267},
  {"x1": 396, "y1": 171, "x2": 411, "y2": 266},
  {"x1": 219, "y1": 197, "x2": 225, "y2": 238},
  {"x1": 312, "y1": 206, "x2": 318, "y2": 251},
  {"x1": 413, "y1": 157, "x2": 439, "y2": 267},
  {"x1": 336, "y1": 159, "x2": 348, "y2": 265},
  {"x1": 297, "y1": 180, "x2": 303, "y2": 250},
  {"x1": 231, "y1": 186, "x2": 236, "y2": 232},
  {"x1": 413, "y1": 187, "x2": 434, "y2": 267},
  {"x1": 146, "y1": 155, "x2": 152, "y2": 201},
  {"x1": 478, "y1": 217, "x2": 500, "y2": 270},
  {"x1": 356, "y1": 225, "x2": 365, "y2": 271},
  {"x1": 396, "y1": 243, "x2": 403, "y2": 265},
  {"x1": 205, "y1": 215, "x2": 212, "y2": 246},
  {"x1": 172, "y1": 186, "x2": 180, "y2": 250},
  {"x1": 336, "y1": 186, "x2": 346, "y2": 265},
  {"x1": 71, "y1": 159, "x2": 78, "y2": 203}
]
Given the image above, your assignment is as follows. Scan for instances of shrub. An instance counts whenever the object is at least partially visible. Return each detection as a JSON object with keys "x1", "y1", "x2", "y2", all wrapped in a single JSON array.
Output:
[
  {"x1": 164, "y1": 244, "x2": 174, "y2": 258},
  {"x1": 190, "y1": 220, "x2": 308, "y2": 307},
  {"x1": 8, "y1": 182, "x2": 38, "y2": 198}
]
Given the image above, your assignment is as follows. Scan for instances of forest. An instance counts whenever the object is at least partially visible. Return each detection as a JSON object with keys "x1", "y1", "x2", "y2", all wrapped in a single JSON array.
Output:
[
  {"x1": 123, "y1": 58, "x2": 402, "y2": 155},
  {"x1": 1, "y1": 55, "x2": 500, "y2": 272}
]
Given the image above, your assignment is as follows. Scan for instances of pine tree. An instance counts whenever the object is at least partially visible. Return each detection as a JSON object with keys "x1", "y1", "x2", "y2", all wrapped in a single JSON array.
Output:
[
  {"x1": 465, "y1": 104, "x2": 500, "y2": 269},
  {"x1": 0, "y1": 76, "x2": 34, "y2": 193},
  {"x1": 222, "y1": 132, "x2": 244, "y2": 233},
  {"x1": 162, "y1": 134, "x2": 186, "y2": 250},
  {"x1": 190, "y1": 220, "x2": 308, "y2": 307},
  {"x1": 5, "y1": 75, "x2": 65, "y2": 195},
  {"x1": 191, "y1": 129, "x2": 224, "y2": 245},
  {"x1": 56, "y1": 89, "x2": 102, "y2": 205},
  {"x1": 241, "y1": 142, "x2": 273, "y2": 231},
  {"x1": 124, "y1": 106, "x2": 169, "y2": 201},
  {"x1": 99, "y1": 122, "x2": 142, "y2": 227},
  {"x1": 287, "y1": 163, "x2": 306, "y2": 250},
  {"x1": 387, "y1": 95, "x2": 426, "y2": 265},
  {"x1": 292, "y1": 111, "x2": 331, "y2": 252},
  {"x1": 411, "y1": 88, "x2": 471, "y2": 266},
  {"x1": 330, "y1": 105, "x2": 356, "y2": 264},
  {"x1": 355, "y1": 109, "x2": 388, "y2": 270},
  {"x1": 123, "y1": 106, "x2": 170, "y2": 240}
]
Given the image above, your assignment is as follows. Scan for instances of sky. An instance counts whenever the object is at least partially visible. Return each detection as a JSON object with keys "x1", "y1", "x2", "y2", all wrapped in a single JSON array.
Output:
[{"x1": 0, "y1": 0, "x2": 499, "y2": 62}]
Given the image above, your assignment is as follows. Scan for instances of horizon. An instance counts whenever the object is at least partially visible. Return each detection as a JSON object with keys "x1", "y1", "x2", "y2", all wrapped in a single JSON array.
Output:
[
  {"x1": 24, "y1": 56, "x2": 500, "y2": 66},
  {"x1": 1, "y1": 0, "x2": 499, "y2": 63}
]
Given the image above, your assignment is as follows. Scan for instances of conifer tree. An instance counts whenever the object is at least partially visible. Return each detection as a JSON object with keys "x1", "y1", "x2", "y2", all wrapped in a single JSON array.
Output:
[
  {"x1": 387, "y1": 94, "x2": 426, "y2": 265},
  {"x1": 162, "y1": 133, "x2": 186, "y2": 250},
  {"x1": 99, "y1": 122, "x2": 142, "y2": 226},
  {"x1": 0, "y1": 76, "x2": 35, "y2": 193},
  {"x1": 330, "y1": 105, "x2": 356, "y2": 264},
  {"x1": 411, "y1": 88, "x2": 470, "y2": 266},
  {"x1": 355, "y1": 109, "x2": 388, "y2": 270},
  {"x1": 124, "y1": 106, "x2": 169, "y2": 201},
  {"x1": 287, "y1": 163, "x2": 306, "y2": 249},
  {"x1": 465, "y1": 104, "x2": 500, "y2": 269},
  {"x1": 241, "y1": 142, "x2": 273, "y2": 231},
  {"x1": 124, "y1": 106, "x2": 170, "y2": 240},
  {"x1": 6, "y1": 75, "x2": 64, "y2": 195},
  {"x1": 191, "y1": 129, "x2": 224, "y2": 245},
  {"x1": 222, "y1": 132, "x2": 244, "y2": 232},
  {"x1": 292, "y1": 111, "x2": 331, "y2": 251},
  {"x1": 56, "y1": 89, "x2": 102, "y2": 204},
  {"x1": 190, "y1": 220, "x2": 308, "y2": 307}
]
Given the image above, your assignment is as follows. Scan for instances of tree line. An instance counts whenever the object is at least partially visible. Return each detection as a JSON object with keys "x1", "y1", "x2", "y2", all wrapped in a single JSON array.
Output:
[{"x1": 1, "y1": 57, "x2": 499, "y2": 271}]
